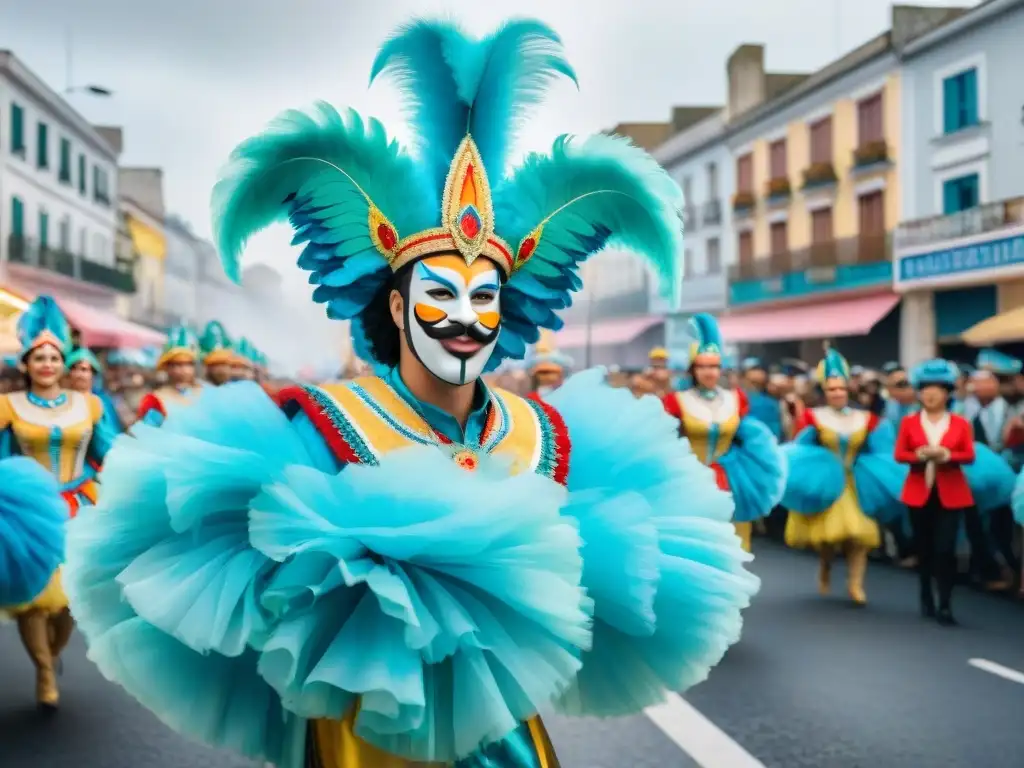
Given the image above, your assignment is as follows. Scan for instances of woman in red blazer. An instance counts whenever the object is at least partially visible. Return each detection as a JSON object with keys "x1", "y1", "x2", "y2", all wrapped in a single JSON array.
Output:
[{"x1": 895, "y1": 359, "x2": 975, "y2": 626}]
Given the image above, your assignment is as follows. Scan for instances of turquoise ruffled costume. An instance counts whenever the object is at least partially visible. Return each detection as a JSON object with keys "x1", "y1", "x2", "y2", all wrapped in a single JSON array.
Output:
[{"x1": 66, "y1": 375, "x2": 758, "y2": 767}]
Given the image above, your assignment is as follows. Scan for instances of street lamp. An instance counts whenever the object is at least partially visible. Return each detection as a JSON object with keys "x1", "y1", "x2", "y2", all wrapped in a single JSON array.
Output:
[{"x1": 64, "y1": 84, "x2": 113, "y2": 97}]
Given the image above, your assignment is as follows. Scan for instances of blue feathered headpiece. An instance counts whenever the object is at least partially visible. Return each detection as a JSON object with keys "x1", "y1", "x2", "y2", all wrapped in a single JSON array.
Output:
[
  {"x1": 815, "y1": 348, "x2": 850, "y2": 384},
  {"x1": 212, "y1": 18, "x2": 684, "y2": 371},
  {"x1": 66, "y1": 347, "x2": 103, "y2": 373},
  {"x1": 976, "y1": 348, "x2": 1022, "y2": 376},
  {"x1": 16, "y1": 296, "x2": 71, "y2": 359},
  {"x1": 741, "y1": 356, "x2": 765, "y2": 373},
  {"x1": 688, "y1": 313, "x2": 723, "y2": 364},
  {"x1": 910, "y1": 358, "x2": 959, "y2": 390},
  {"x1": 158, "y1": 325, "x2": 199, "y2": 368},
  {"x1": 200, "y1": 321, "x2": 234, "y2": 366}
]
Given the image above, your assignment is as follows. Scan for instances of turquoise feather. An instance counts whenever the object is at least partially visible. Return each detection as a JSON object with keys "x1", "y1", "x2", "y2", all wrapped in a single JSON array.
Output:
[
  {"x1": 688, "y1": 313, "x2": 723, "y2": 353},
  {"x1": 370, "y1": 18, "x2": 576, "y2": 190},
  {"x1": 16, "y1": 295, "x2": 71, "y2": 357}
]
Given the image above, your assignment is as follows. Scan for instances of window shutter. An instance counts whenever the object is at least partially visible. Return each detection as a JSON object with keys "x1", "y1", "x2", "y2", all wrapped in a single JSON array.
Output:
[
  {"x1": 964, "y1": 69, "x2": 978, "y2": 126},
  {"x1": 11, "y1": 197, "x2": 23, "y2": 236},
  {"x1": 942, "y1": 77, "x2": 958, "y2": 134}
]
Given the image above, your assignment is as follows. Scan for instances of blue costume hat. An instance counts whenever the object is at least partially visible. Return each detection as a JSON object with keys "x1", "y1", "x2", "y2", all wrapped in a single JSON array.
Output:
[
  {"x1": 66, "y1": 347, "x2": 103, "y2": 373},
  {"x1": 910, "y1": 358, "x2": 959, "y2": 390},
  {"x1": 976, "y1": 348, "x2": 1022, "y2": 376},
  {"x1": 16, "y1": 296, "x2": 71, "y2": 360},
  {"x1": 200, "y1": 321, "x2": 234, "y2": 366},
  {"x1": 687, "y1": 313, "x2": 724, "y2": 365},
  {"x1": 741, "y1": 356, "x2": 765, "y2": 373},
  {"x1": 526, "y1": 330, "x2": 573, "y2": 375},
  {"x1": 815, "y1": 348, "x2": 850, "y2": 384},
  {"x1": 158, "y1": 325, "x2": 199, "y2": 368},
  {"x1": 212, "y1": 19, "x2": 684, "y2": 372},
  {"x1": 881, "y1": 361, "x2": 903, "y2": 375}
]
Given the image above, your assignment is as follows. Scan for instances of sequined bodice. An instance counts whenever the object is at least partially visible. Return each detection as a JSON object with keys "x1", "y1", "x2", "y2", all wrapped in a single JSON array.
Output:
[
  {"x1": 677, "y1": 387, "x2": 741, "y2": 466},
  {"x1": 811, "y1": 407, "x2": 869, "y2": 470},
  {"x1": 1, "y1": 391, "x2": 95, "y2": 483}
]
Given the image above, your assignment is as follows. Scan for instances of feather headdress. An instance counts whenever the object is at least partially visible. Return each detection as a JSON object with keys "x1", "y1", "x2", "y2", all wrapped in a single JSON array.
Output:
[
  {"x1": 527, "y1": 329, "x2": 573, "y2": 374},
  {"x1": 688, "y1": 313, "x2": 724, "y2": 365},
  {"x1": 815, "y1": 348, "x2": 850, "y2": 384},
  {"x1": 910, "y1": 359, "x2": 959, "y2": 390},
  {"x1": 66, "y1": 346, "x2": 103, "y2": 373},
  {"x1": 158, "y1": 325, "x2": 199, "y2": 368},
  {"x1": 16, "y1": 296, "x2": 71, "y2": 359},
  {"x1": 233, "y1": 337, "x2": 256, "y2": 369},
  {"x1": 200, "y1": 321, "x2": 234, "y2": 366},
  {"x1": 212, "y1": 17, "x2": 684, "y2": 370}
]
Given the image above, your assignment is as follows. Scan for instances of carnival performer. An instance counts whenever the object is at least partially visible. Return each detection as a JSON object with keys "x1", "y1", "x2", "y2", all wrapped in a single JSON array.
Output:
[
  {"x1": 662, "y1": 314, "x2": 786, "y2": 553},
  {"x1": 525, "y1": 330, "x2": 572, "y2": 402},
  {"x1": 895, "y1": 359, "x2": 975, "y2": 625},
  {"x1": 136, "y1": 325, "x2": 204, "y2": 426},
  {"x1": 64, "y1": 17, "x2": 759, "y2": 768},
  {"x1": 0, "y1": 296, "x2": 113, "y2": 709},
  {"x1": 781, "y1": 348, "x2": 907, "y2": 605},
  {"x1": 231, "y1": 336, "x2": 257, "y2": 381},
  {"x1": 66, "y1": 346, "x2": 123, "y2": 435},
  {"x1": 199, "y1": 320, "x2": 235, "y2": 386},
  {"x1": 649, "y1": 346, "x2": 669, "y2": 370}
]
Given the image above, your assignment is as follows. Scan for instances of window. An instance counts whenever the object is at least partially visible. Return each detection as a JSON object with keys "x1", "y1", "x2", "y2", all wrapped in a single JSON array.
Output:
[
  {"x1": 736, "y1": 153, "x2": 753, "y2": 193},
  {"x1": 10, "y1": 103, "x2": 25, "y2": 155},
  {"x1": 682, "y1": 176, "x2": 692, "y2": 204},
  {"x1": 78, "y1": 154, "x2": 87, "y2": 194},
  {"x1": 770, "y1": 221, "x2": 788, "y2": 254},
  {"x1": 706, "y1": 237, "x2": 721, "y2": 274},
  {"x1": 942, "y1": 173, "x2": 980, "y2": 214},
  {"x1": 707, "y1": 162, "x2": 719, "y2": 198},
  {"x1": 59, "y1": 216, "x2": 71, "y2": 251},
  {"x1": 942, "y1": 68, "x2": 978, "y2": 134},
  {"x1": 809, "y1": 117, "x2": 833, "y2": 164},
  {"x1": 39, "y1": 210, "x2": 49, "y2": 249},
  {"x1": 811, "y1": 208, "x2": 834, "y2": 243},
  {"x1": 683, "y1": 248, "x2": 693, "y2": 277},
  {"x1": 79, "y1": 227, "x2": 88, "y2": 257},
  {"x1": 36, "y1": 122, "x2": 49, "y2": 169},
  {"x1": 10, "y1": 196, "x2": 24, "y2": 237},
  {"x1": 858, "y1": 191, "x2": 885, "y2": 235},
  {"x1": 59, "y1": 138, "x2": 72, "y2": 183},
  {"x1": 738, "y1": 231, "x2": 754, "y2": 264},
  {"x1": 769, "y1": 139, "x2": 787, "y2": 179},
  {"x1": 857, "y1": 93, "x2": 884, "y2": 145},
  {"x1": 93, "y1": 165, "x2": 110, "y2": 204}
]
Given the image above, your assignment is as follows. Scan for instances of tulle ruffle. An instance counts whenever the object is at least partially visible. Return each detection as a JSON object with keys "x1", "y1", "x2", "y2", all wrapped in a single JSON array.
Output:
[
  {"x1": 548, "y1": 369, "x2": 759, "y2": 717},
  {"x1": 852, "y1": 455, "x2": 908, "y2": 524},
  {"x1": 780, "y1": 443, "x2": 844, "y2": 515},
  {"x1": 1012, "y1": 469, "x2": 1024, "y2": 525},
  {"x1": 0, "y1": 456, "x2": 67, "y2": 607},
  {"x1": 66, "y1": 382, "x2": 588, "y2": 766},
  {"x1": 964, "y1": 443, "x2": 1016, "y2": 513},
  {"x1": 718, "y1": 416, "x2": 787, "y2": 522}
]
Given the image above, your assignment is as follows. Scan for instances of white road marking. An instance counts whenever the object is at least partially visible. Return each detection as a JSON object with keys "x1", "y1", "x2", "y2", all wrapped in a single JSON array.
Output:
[
  {"x1": 968, "y1": 658, "x2": 1024, "y2": 686},
  {"x1": 644, "y1": 692, "x2": 766, "y2": 768}
]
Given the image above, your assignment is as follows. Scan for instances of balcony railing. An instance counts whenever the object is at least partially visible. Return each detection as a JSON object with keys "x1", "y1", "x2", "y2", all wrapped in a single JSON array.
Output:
[
  {"x1": 732, "y1": 190, "x2": 756, "y2": 216},
  {"x1": 765, "y1": 177, "x2": 791, "y2": 201},
  {"x1": 895, "y1": 196, "x2": 1024, "y2": 252},
  {"x1": 852, "y1": 139, "x2": 890, "y2": 169},
  {"x1": 702, "y1": 199, "x2": 722, "y2": 226},
  {"x1": 729, "y1": 233, "x2": 892, "y2": 282},
  {"x1": 6, "y1": 235, "x2": 136, "y2": 293},
  {"x1": 802, "y1": 162, "x2": 838, "y2": 189}
]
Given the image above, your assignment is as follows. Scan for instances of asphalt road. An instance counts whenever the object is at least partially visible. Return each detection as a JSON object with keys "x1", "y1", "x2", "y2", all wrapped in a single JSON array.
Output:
[{"x1": 1, "y1": 543, "x2": 1021, "y2": 768}]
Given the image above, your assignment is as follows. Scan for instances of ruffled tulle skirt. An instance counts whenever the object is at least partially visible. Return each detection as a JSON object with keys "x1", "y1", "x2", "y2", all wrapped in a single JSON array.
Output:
[{"x1": 785, "y1": 479, "x2": 881, "y2": 550}]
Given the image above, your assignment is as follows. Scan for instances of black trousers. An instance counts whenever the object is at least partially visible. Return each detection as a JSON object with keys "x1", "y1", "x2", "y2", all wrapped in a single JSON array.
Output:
[{"x1": 909, "y1": 490, "x2": 965, "y2": 611}]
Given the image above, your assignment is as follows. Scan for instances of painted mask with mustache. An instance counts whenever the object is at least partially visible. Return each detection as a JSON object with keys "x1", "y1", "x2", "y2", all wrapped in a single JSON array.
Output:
[{"x1": 404, "y1": 254, "x2": 501, "y2": 386}]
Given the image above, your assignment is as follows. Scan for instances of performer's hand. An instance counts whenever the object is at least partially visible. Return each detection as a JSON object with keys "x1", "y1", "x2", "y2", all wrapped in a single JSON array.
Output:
[{"x1": 933, "y1": 447, "x2": 952, "y2": 464}]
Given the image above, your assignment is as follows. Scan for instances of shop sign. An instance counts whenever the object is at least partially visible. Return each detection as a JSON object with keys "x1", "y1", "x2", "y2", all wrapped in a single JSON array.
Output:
[{"x1": 896, "y1": 231, "x2": 1024, "y2": 289}]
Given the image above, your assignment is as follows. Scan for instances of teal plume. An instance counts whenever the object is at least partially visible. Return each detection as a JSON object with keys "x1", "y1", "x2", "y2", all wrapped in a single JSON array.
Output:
[
  {"x1": 16, "y1": 296, "x2": 71, "y2": 357},
  {"x1": 370, "y1": 18, "x2": 577, "y2": 190},
  {"x1": 816, "y1": 348, "x2": 850, "y2": 383},
  {"x1": 688, "y1": 313, "x2": 724, "y2": 354}
]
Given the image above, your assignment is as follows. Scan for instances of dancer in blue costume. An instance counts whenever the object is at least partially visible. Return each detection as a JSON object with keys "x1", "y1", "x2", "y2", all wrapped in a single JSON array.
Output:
[
  {"x1": 662, "y1": 314, "x2": 786, "y2": 553},
  {"x1": 63, "y1": 17, "x2": 759, "y2": 768},
  {"x1": 0, "y1": 297, "x2": 113, "y2": 709},
  {"x1": 199, "y1": 320, "x2": 236, "y2": 386},
  {"x1": 781, "y1": 348, "x2": 907, "y2": 605},
  {"x1": 66, "y1": 346, "x2": 123, "y2": 435},
  {"x1": 136, "y1": 325, "x2": 205, "y2": 427}
]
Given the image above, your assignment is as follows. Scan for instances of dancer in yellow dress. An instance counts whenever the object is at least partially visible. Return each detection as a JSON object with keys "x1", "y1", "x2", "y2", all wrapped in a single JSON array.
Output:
[
  {"x1": 782, "y1": 348, "x2": 907, "y2": 605},
  {"x1": 0, "y1": 296, "x2": 113, "y2": 708},
  {"x1": 137, "y1": 325, "x2": 204, "y2": 426}
]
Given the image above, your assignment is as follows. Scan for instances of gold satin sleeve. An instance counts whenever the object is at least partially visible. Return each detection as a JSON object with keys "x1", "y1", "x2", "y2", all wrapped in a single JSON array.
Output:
[
  {"x1": 87, "y1": 392, "x2": 104, "y2": 425},
  {"x1": 311, "y1": 712, "x2": 560, "y2": 768},
  {"x1": 0, "y1": 393, "x2": 12, "y2": 431}
]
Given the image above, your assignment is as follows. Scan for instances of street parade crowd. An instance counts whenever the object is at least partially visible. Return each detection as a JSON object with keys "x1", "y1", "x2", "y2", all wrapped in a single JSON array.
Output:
[{"x1": 1, "y1": 15, "x2": 1023, "y2": 768}]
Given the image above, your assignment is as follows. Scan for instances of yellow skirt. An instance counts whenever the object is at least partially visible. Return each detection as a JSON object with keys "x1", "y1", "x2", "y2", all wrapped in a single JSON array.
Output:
[
  {"x1": 785, "y1": 479, "x2": 880, "y2": 551},
  {"x1": 313, "y1": 710, "x2": 559, "y2": 768},
  {"x1": 3, "y1": 569, "x2": 69, "y2": 617}
]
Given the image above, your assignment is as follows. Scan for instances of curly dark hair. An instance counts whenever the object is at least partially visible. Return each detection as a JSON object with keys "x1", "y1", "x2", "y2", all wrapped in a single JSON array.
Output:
[{"x1": 359, "y1": 263, "x2": 414, "y2": 369}]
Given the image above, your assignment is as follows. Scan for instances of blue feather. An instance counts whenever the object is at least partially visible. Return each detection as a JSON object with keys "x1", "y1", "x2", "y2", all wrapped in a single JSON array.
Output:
[
  {"x1": 688, "y1": 313, "x2": 723, "y2": 353},
  {"x1": 16, "y1": 296, "x2": 71, "y2": 357}
]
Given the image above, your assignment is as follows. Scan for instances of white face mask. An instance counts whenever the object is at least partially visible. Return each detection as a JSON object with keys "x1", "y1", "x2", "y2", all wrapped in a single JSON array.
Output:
[{"x1": 404, "y1": 255, "x2": 501, "y2": 386}]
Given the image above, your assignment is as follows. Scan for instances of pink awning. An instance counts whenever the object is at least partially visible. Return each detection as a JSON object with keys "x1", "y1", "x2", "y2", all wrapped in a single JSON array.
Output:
[
  {"x1": 717, "y1": 293, "x2": 900, "y2": 343},
  {"x1": 556, "y1": 315, "x2": 663, "y2": 348},
  {"x1": 57, "y1": 298, "x2": 166, "y2": 348}
]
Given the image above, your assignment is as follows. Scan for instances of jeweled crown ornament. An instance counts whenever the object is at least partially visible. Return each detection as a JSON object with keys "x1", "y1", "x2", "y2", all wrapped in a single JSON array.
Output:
[{"x1": 17, "y1": 296, "x2": 71, "y2": 358}]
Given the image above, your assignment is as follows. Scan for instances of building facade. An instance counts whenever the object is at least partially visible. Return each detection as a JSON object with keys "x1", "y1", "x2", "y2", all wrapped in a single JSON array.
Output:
[
  {"x1": 118, "y1": 168, "x2": 168, "y2": 329},
  {"x1": 0, "y1": 51, "x2": 132, "y2": 312},
  {"x1": 895, "y1": 0, "x2": 1024, "y2": 363},
  {"x1": 163, "y1": 215, "x2": 201, "y2": 327},
  {"x1": 653, "y1": 111, "x2": 733, "y2": 360}
]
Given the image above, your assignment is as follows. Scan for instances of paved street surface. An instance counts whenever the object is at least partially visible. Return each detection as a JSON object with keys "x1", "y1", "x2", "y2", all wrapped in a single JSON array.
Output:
[{"x1": 2, "y1": 543, "x2": 1022, "y2": 768}]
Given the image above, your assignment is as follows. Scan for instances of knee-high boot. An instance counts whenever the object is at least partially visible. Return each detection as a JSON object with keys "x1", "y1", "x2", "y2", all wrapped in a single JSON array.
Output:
[
  {"x1": 17, "y1": 610, "x2": 59, "y2": 709},
  {"x1": 733, "y1": 521, "x2": 753, "y2": 553},
  {"x1": 49, "y1": 607, "x2": 75, "y2": 659},
  {"x1": 846, "y1": 545, "x2": 868, "y2": 606},
  {"x1": 818, "y1": 545, "x2": 834, "y2": 595}
]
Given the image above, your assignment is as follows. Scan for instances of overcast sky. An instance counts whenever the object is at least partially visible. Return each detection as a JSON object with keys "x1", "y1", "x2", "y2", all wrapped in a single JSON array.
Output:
[{"x1": 2, "y1": 0, "x2": 976, "y2": 282}]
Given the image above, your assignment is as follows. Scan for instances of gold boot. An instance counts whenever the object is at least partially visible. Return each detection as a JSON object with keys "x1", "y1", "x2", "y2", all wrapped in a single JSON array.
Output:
[
  {"x1": 49, "y1": 608, "x2": 75, "y2": 659},
  {"x1": 847, "y1": 545, "x2": 868, "y2": 606},
  {"x1": 733, "y1": 522, "x2": 753, "y2": 553},
  {"x1": 817, "y1": 548, "x2": 833, "y2": 595},
  {"x1": 17, "y1": 609, "x2": 59, "y2": 709}
]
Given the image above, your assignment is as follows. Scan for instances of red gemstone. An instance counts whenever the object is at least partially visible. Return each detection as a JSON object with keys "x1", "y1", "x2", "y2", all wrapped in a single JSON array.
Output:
[
  {"x1": 518, "y1": 237, "x2": 537, "y2": 261},
  {"x1": 460, "y1": 212, "x2": 480, "y2": 239},
  {"x1": 377, "y1": 222, "x2": 397, "y2": 250}
]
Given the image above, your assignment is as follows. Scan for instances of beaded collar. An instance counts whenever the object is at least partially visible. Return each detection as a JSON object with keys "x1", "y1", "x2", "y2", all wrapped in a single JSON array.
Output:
[{"x1": 27, "y1": 391, "x2": 68, "y2": 409}]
